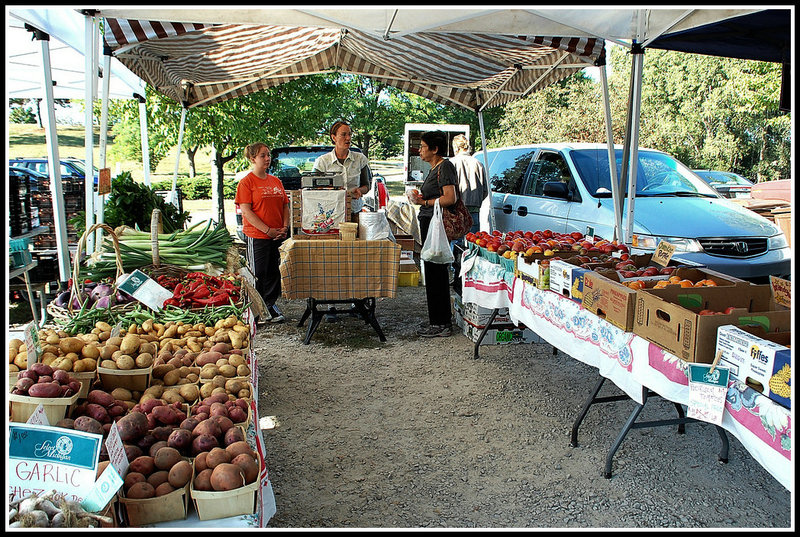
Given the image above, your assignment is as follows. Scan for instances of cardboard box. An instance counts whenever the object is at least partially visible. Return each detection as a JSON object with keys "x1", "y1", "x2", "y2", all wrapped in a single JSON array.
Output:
[
  {"x1": 549, "y1": 260, "x2": 591, "y2": 304},
  {"x1": 582, "y1": 270, "x2": 637, "y2": 331},
  {"x1": 633, "y1": 284, "x2": 791, "y2": 363},
  {"x1": 453, "y1": 295, "x2": 512, "y2": 328},
  {"x1": 515, "y1": 254, "x2": 554, "y2": 289},
  {"x1": 461, "y1": 322, "x2": 544, "y2": 345},
  {"x1": 716, "y1": 325, "x2": 791, "y2": 409}
]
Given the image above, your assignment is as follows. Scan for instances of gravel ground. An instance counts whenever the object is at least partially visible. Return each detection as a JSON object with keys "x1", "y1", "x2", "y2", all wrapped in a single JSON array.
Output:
[{"x1": 255, "y1": 284, "x2": 792, "y2": 530}]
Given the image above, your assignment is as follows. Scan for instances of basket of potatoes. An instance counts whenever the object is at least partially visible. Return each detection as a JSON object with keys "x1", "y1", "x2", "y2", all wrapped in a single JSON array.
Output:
[
  {"x1": 13, "y1": 327, "x2": 108, "y2": 398},
  {"x1": 96, "y1": 332, "x2": 156, "y2": 392}
]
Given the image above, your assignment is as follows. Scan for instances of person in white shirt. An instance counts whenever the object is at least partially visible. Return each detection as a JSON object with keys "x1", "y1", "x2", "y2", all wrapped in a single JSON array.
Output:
[
  {"x1": 449, "y1": 134, "x2": 488, "y2": 235},
  {"x1": 312, "y1": 120, "x2": 373, "y2": 221}
]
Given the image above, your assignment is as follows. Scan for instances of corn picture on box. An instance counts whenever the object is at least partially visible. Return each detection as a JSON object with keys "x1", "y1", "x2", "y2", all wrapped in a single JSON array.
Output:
[{"x1": 715, "y1": 324, "x2": 791, "y2": 409}]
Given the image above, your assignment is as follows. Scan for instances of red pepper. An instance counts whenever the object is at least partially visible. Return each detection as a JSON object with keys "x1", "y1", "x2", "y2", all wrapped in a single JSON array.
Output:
[
  {"x1": 192, "y1": 284, "x2": 211, "y2": 300},
  {"x1": 187, "y1": 279, "x2": 204, "y2": 291},
  {"x1": 186, "y1": 272, "x2": 207, "y2": 280},
  {"x1": 193, "y1": 292, "x2": 230, "y2": 307},
  {"x1": 163, "y1": 298, "x2": 179, "y2": 307},
  {"x1": 174, "y1": 282, "x2": 184, "y2": 295}
]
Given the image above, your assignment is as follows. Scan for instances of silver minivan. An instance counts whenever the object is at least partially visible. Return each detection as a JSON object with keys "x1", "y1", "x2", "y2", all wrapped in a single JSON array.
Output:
[{"x1": 485, "y1": 143, "x2": 790, "y2": 281}]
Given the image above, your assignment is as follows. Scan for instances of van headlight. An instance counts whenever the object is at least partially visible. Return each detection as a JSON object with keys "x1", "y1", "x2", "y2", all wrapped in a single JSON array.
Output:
[
  {"x1": 768, "y1": 233, "x2": 789, "y2": 250},
  {"x1": 631, "y1": 234, "x2": 703, "y2": 252}
]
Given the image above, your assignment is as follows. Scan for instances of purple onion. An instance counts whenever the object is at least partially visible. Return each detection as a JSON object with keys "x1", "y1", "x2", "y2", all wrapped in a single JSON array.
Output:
[
  {"x1": 92, "y1": 295, "x2": 114, "y2": 309},
  {"x1": 90, "y1": 284, "x2": 114, "y2": 302}
]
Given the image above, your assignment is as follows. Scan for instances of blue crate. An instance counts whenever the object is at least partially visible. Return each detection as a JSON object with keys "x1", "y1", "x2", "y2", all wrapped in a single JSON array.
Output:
[
  {"x1": 9, "y1": 237, "x2": 31, "y2": 251},
  {"x1": 10, "y1": 249, "x2": 33, "y2": 268}
]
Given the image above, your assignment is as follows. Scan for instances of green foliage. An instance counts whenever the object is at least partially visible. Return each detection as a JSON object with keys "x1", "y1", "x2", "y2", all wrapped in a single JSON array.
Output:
[
  {"x1": 97, "y1": 171, "x2": 191, "y2": 234},
  {"x1": 151, "y1": 176, "x2": 238, "y2": 200},
  {"x1": 491, "y1": 46, "x2": 789, "y2": 182},
  {"x1": 9, "y1": 106, "x2": 37, "y2": 124}
]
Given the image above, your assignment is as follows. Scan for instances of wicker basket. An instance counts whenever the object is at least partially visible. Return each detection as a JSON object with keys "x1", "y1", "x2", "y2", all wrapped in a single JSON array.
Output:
[{"x1": 47, "y1": 224, "x2": 125, "y2": 322}]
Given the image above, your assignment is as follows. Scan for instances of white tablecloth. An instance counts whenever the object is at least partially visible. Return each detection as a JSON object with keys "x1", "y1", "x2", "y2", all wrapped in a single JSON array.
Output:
[{"x1": 462, "y1": 255, "x2": 792, "y2": 492}]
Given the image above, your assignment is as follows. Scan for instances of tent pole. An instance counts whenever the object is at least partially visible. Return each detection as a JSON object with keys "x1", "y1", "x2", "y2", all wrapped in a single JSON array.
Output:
[
  {"x1": 477, "y1": 109, "x2": 492, "y2": 233},
  {"x1": 137, "y1": 94, "x2": 152, "y2": 187},
  {"x1": 598, "y1": 61, "x2": 621, "y2": 243},
  {"x1": 624, "y1": 44, "x2": 645, "y2": 245},
  {"x1": 171, "y1": 107, "x2": 187, "y2": 205},
  {"x1": 97, "y1": 48, "x2": 112, "y2": 237},
  {"x1": 32, "y1": 28, "x2": 71, "y2": 287},
  {"x1": 84, "y1": 14, "x2": 96, "y2": 253}
]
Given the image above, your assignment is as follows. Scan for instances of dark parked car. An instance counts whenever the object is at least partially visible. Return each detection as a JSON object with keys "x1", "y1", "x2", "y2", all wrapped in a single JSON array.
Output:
[
  {"x1": 9, "y1": 156, "x2": 99, "y2": 184},
  {"x1": 693, "y1": 169, "x2": 754, "y2": 199}
]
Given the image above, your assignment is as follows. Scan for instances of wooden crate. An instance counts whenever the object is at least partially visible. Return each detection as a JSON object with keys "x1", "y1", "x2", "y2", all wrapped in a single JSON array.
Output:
[
  {"x1": 97, "y1": 365, "x2": 153, "y2": 392},
  {"x1": 118, "y1": 481, "x2": 190, "y2": 526},
  {"x1": 9, "y1": 392, "x2": 80, "y2": 424},
  {"x1": 191, "y1": 475, "x2": 259, "y2": 521}
]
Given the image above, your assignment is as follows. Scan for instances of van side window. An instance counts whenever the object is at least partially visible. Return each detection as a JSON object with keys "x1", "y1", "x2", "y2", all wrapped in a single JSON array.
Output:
[
  {"x1": 525, "y1": 152, "x2": 573, "y2": 197},
  {"x1": 488, "y1": 149, "x2": 536, "y2": 194}
]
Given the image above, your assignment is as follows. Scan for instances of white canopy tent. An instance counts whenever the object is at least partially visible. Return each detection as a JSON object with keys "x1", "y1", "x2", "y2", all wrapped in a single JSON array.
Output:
[
  {"x1": 96, "y1": 6, "x2": 790, "y2": 244},
  {"x1": 6, "y1": 7, "x2": 147, "y2": 283}
]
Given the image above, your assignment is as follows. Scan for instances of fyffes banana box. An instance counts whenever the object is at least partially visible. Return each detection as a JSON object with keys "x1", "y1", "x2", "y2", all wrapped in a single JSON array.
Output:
[{"x1": 715, "y1": 324, "x2": 791, "y2": 409}]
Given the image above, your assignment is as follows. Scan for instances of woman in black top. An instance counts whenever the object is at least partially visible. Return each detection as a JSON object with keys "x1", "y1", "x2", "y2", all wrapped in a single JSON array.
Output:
[{"x1": 409, "y1": 130, "x2": 458, "y2": 337}]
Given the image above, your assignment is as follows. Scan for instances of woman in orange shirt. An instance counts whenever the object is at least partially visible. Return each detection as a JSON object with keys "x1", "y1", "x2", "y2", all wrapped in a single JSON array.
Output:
[{"x1": 235, "y1": 142, "x2": 290, "y2": 323}]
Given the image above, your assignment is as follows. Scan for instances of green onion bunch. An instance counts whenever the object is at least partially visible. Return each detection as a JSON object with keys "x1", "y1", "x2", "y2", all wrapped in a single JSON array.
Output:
[{"x1": 79, "y1": 220, "x2": 234, "y2": 281}]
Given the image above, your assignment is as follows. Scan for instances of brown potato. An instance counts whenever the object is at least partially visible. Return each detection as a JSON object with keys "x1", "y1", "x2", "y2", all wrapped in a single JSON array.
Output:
[
  {"x1": 153, "y1": 446, "x2": 182, "y2": 470},
  {"x1": 115, "y1": 354, "x2": 136, "y2": 370},
  {"x1": 126, "y1": 481, "x2": 155, "y2": 499},
  {"x1": 210, "y1": 463, "x2": 245, "y2": 491},
  {"x1": 168, "y1": 460, "x2": 192, "y2": 488}
]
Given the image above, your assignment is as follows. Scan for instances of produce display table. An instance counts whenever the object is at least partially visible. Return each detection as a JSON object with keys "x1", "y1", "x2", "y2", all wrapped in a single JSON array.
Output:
[
  {"x1": 279, "y1": 238, "x2": 401, "y2": 343},
  {"x1": 462, "y1": 255, "x2": 792, "y2": 491}
]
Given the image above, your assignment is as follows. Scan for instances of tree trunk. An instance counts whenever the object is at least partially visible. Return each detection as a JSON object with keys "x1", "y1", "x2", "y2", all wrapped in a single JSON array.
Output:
[
  {"x1": 186, "y1": 146, "x2": 198, "y2": 178},
  {"x1": 211, "y1": 145, "x2": 224, "y2": 225},
  {"x1": 211, "y1": 145, "x2": 238, "y2": 226},
  {"x1": 35, "y1": 99, "x2": 43, "y2": 128}
]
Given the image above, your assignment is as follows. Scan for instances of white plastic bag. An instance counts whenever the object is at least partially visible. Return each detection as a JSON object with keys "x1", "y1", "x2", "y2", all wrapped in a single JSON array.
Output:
[
  {"x1": 358, "y1": 211, "x2": 395, "y2": 241},
  {"x1": 420, "y1": 200, "x2": 455, "y2": 264}
]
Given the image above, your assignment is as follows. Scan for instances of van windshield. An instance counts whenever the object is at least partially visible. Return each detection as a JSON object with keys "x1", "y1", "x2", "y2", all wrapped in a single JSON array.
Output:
[{"x1": 570, "y1": 149, "x2": 718, "y2": 198}]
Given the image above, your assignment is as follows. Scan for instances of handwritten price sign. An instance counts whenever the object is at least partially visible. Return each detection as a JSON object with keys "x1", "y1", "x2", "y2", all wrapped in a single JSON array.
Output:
[
  {"x1": 769, "y1": 276, "x2": 791, "y2": 308},
  {"x1": 652, "y1": 240, "x2": 676, "y2": 267},
  {"x1": 687, "y1": 363, "x2": 730, "y2": 426}
]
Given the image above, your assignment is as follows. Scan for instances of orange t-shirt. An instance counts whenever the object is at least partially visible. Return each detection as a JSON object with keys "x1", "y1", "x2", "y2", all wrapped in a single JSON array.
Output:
[{"x1": 234, "y1": 172, "x2": 288, "y2": 239}]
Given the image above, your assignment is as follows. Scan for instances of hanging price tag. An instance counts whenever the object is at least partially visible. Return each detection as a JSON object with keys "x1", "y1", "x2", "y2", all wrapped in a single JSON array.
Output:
[
  {"x1": 98, "y1": 168, "x2": 111, "y2": 195},
  {"x1": 652, "y1": 240, "x2": 676, "y2": 267},
  {"x1": 26, "y1": 404, "x2": 50, "y2": 426},
  {"x1": 459, "y1": 248, "x2": 479, "y2": 278},
  {"x1": 116, "y1": 269, "x2": 173, "y2": 311},
  {"x1": 687, "y1": 362, "x2": 730, "y2": 426}
]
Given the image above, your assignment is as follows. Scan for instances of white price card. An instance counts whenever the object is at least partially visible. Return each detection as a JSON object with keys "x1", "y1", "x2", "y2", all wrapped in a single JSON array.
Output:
[
  {"x1": 105, "y1": 421, "x2": 130, "y2": 478},
  {"x1": 24, "y1": 321, "x2": 40, "y2": 364},
  {"x1": 117, "y1": 269, "x2": 173, "y2": 311},
  {"x1": 687, "y1": 363, "x2": 730, "y2": 426},
  {"x1": 26, "y1": 403, "x2": 50, "y2": 426},
  {"x1": 8, "y1": 423, "x2": 102, "y2": 504},
  {"x1": 82, "y1": 464, "x2": 124, "y2": 513}
]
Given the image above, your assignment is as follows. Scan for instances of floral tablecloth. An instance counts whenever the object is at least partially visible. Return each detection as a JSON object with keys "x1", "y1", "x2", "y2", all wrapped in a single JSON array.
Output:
[{"x1": 462, "y1": 255, "x2": 792, "y2": 492}]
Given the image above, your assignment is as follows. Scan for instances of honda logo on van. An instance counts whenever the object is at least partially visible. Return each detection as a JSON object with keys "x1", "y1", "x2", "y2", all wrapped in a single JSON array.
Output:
[{"x1": 734, "y1": 241, "x2": 749, "y2": 253}]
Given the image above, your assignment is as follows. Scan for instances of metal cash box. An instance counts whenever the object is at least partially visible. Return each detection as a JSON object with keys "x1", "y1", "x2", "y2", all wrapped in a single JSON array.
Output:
[{"x1": 301, "y1": 171, "x2": 345, "y2": 189}]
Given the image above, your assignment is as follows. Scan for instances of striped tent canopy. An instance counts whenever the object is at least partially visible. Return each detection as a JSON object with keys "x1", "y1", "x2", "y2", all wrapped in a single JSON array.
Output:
[{"x1": 103, "y1": 18, "x2": 605, "y2": 110}]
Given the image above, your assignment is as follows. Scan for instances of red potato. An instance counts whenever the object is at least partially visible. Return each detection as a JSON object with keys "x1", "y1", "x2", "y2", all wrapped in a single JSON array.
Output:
[
  {"x1": 86, "y1": 403, "x2": 110, "y2": 423},
  {"x1": 167, "y1": 428, "x2": 193, "y2": 452},
  {"x1": 29, "y1": 362, "x2": 54, "y2": 377},
  {"x1": 192, "y1": 419, "x2": 222, "y2": 439},
  {"x1": 28, "y1": 382, "x2": 63, "y2": 398},
  {"x1": 73, "y1": 416, "x2": 105, "y2": 436},
  {"x1": 59, "y1": 385, "x2": 75, "y2": 397},
  {"x1": 210, "y1": 415, "x2": 234, "y2": 435},
  {"x1": 192, "y1": 434, "x2": 219, "y2": 456},
  {"x1": 87, "y1": 390, "x2": 115, "y2": 408},
  {"x1": 52, "y1": 369, "x2": 71, "y2": 384},
  {"x1": 116, "y1": 411, "x2": 149, "y2": 442}
]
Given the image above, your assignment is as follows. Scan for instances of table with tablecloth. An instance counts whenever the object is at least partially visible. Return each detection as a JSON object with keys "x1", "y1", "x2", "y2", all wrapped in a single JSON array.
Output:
[
  {"x1": 462, "y1": 254, "x2": 791, "y2": 491},
  {"x1": 279, "y1": 238, "x2": 401, "y2": 343}
]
